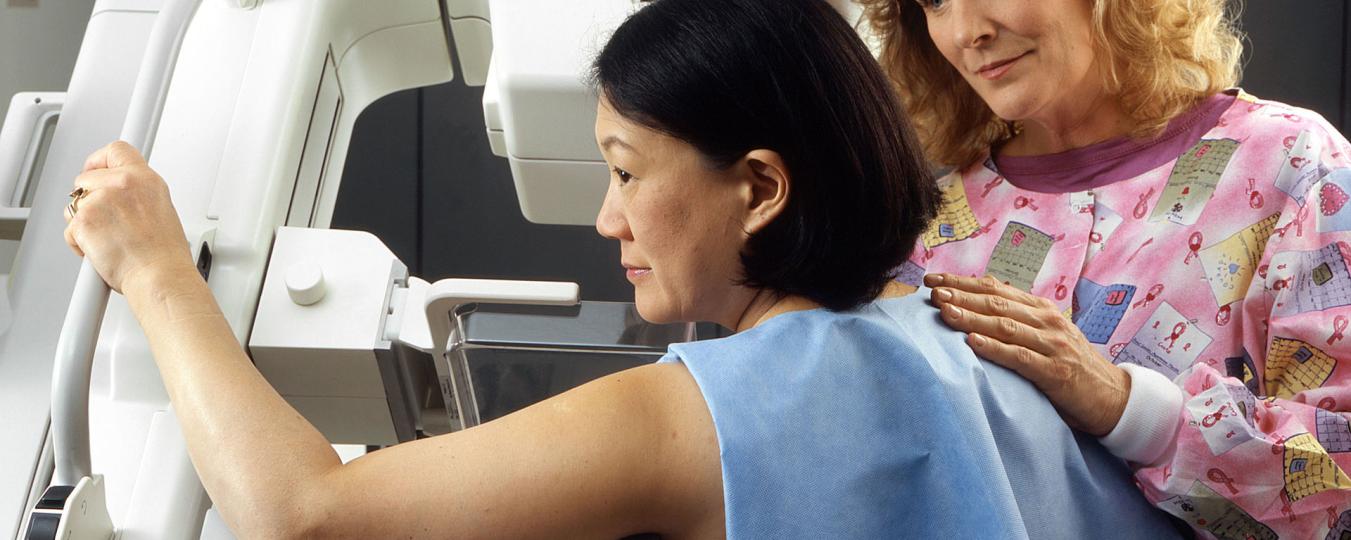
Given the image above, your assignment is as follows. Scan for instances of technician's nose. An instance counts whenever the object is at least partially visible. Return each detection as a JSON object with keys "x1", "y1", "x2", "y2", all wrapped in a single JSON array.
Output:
[{"x1": 949, "y1": 0, "x2": 997, "y2": 50}]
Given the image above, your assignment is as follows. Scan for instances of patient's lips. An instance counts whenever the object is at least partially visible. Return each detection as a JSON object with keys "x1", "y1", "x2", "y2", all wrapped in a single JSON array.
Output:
[{"x1": 623, "y1": 263, "x2": 652, "y2": 281}]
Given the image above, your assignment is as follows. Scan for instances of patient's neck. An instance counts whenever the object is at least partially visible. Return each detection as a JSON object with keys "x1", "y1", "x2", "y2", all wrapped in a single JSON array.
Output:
[
  {"x1": 733, "y1": 290, "x2": 814, "y2": 333},
  {"x1": 732, "y1": 282, "x2": 915, "y2": 332}
]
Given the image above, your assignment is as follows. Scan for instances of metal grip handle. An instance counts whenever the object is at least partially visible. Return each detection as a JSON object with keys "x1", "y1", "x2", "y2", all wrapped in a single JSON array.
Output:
[{"x1": 49, "y1": 264, "x2": 110, "y2": 487}]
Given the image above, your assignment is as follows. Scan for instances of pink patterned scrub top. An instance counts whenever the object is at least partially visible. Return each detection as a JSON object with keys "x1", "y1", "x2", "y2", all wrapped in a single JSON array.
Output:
[{"x1": 900, "y1": 89, "x2": 1351, "y2": 539}]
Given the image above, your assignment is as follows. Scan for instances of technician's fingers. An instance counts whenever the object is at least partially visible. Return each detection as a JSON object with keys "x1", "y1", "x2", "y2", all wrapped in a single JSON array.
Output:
[
  {"x1": 970, "y1": 328, "x2": 1130, "y2": 436},
  {"x1": 925, "y1": 273, "x2": 1049, "y2": 310},
  {"x1": 937, "y1": 301, "x2": 1060, "y2": 356},
  {"x1": 930, "y1": 285, "x2": 1044, "y2": 329},
  {"x1": 964, "y1": 332, "x2": 1056, "y2": 386}
]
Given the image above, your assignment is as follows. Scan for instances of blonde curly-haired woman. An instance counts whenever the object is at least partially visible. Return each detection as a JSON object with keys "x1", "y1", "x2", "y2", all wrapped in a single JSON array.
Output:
[{"x1": 861, "y1": 0, "x2": 1351, "y2": 536}]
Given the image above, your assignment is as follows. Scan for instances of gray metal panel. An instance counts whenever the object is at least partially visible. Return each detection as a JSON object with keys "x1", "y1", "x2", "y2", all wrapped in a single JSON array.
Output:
[
  {"x1": 332, "y1": 89, "x2": 421, "y2": 271},
  {"x1": 450, "y1": 301, "x2": 694, "y2": 426},
  {"x1": 460, "y1": 302, "x2": 690, "y2": 353}
]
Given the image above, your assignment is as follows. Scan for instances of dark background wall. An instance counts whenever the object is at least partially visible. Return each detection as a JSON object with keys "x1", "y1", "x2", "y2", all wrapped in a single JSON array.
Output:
[
  {"x1": 1239, "y1": 1, "x2": 1348, "y2": 129},
  {"x1": 332, "y1": 3, "x2": 1351, "y2": 302}
]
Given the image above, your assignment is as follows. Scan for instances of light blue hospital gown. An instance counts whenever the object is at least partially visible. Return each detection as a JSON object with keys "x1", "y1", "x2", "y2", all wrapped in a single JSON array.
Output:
[{"x1": 661, "y1": 288, "x2": 1184, "y2": 538}]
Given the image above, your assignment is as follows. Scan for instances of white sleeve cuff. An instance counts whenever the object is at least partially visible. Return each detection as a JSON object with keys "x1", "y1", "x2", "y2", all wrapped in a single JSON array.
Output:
[{"x1": 1098, "y1": 363, "x2": 1185, "y2": 466}]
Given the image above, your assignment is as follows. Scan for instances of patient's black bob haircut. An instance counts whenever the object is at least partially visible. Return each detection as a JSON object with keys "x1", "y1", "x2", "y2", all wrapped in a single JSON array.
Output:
[{"x1": 593, "y1": 0, "x2": 940, "y2": 311}]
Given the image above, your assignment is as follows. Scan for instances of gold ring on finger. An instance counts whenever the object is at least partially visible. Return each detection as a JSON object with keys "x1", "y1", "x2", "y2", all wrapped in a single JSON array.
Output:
[{"x1": 67, "y1": 187, "x2": 87, "y2": 216}]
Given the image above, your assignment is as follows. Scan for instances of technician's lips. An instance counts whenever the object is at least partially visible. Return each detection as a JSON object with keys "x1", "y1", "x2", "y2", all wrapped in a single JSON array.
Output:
[{"x1": 976, "y1": 51, "x2": 1030, "y2": 80}]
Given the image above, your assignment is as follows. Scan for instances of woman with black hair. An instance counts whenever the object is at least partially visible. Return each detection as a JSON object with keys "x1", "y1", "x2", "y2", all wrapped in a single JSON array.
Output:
[{"x1": 62, "y1": 0, "x2": 1180, "y2": 537}]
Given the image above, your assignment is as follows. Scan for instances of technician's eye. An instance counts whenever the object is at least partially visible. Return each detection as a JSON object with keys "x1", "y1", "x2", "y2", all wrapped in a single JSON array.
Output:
[{"x1": 612, "y1": 166, "x2": 634, "y2": 184}]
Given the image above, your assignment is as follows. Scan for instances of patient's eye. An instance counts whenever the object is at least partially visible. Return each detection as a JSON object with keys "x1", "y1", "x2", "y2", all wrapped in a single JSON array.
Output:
[
  {"x1": 915, "y1": 0, "x2": 945, "y2": 10},
  {"x1": 612, "y1": 166, "x2": 634, "y2": 184}
]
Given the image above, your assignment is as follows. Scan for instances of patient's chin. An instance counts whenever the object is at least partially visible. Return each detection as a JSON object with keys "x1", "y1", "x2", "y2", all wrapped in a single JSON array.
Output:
[{"x1": 633, "y1": 298, "x2": 680, "y2": 325}]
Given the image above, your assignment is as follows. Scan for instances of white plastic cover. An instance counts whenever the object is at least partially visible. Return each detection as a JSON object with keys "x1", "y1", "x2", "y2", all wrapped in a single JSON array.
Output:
[{"x1": 481, "y1": 0, "x2": 636, "y2": 225}]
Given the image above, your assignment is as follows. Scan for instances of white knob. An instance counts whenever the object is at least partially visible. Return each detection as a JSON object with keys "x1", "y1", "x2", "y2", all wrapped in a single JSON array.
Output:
[{"x1": 285, "y1": 262, "x2": 326, "y2": 306}]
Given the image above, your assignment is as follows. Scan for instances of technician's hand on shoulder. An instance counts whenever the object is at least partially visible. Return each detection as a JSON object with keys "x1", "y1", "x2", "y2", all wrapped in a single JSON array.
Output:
[
  {"x1": 63, "y1": 140, "x2": 194, "y2": 294},
  {"x1": 925, "y1": 272, "x2": 1131, "y2": 437}
]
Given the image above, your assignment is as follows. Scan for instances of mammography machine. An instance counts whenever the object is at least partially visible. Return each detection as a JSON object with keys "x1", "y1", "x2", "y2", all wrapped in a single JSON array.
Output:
[{"x1": 0, "y1": 1, "x2": 859, "y2": 538}]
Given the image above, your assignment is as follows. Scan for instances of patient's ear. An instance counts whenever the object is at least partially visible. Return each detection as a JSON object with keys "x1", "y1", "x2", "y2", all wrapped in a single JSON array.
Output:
[{"x1": 739, "y1": 149, "x2": 790, "y2": 235}]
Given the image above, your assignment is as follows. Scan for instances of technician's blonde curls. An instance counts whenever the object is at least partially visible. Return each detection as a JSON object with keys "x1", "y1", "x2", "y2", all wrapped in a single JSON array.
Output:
[{"x1": 858, "y1": 0, "x2": 1244, "y2": 168}]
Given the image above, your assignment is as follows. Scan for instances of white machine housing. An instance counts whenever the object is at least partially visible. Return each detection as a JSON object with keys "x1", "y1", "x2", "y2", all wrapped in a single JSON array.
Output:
[
  {"x1": 481, "y1": 0, "x2": 637, "y2": 225},
  {"x1": 249, "y1": 227, "x2": 427, "y2": 446}
]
